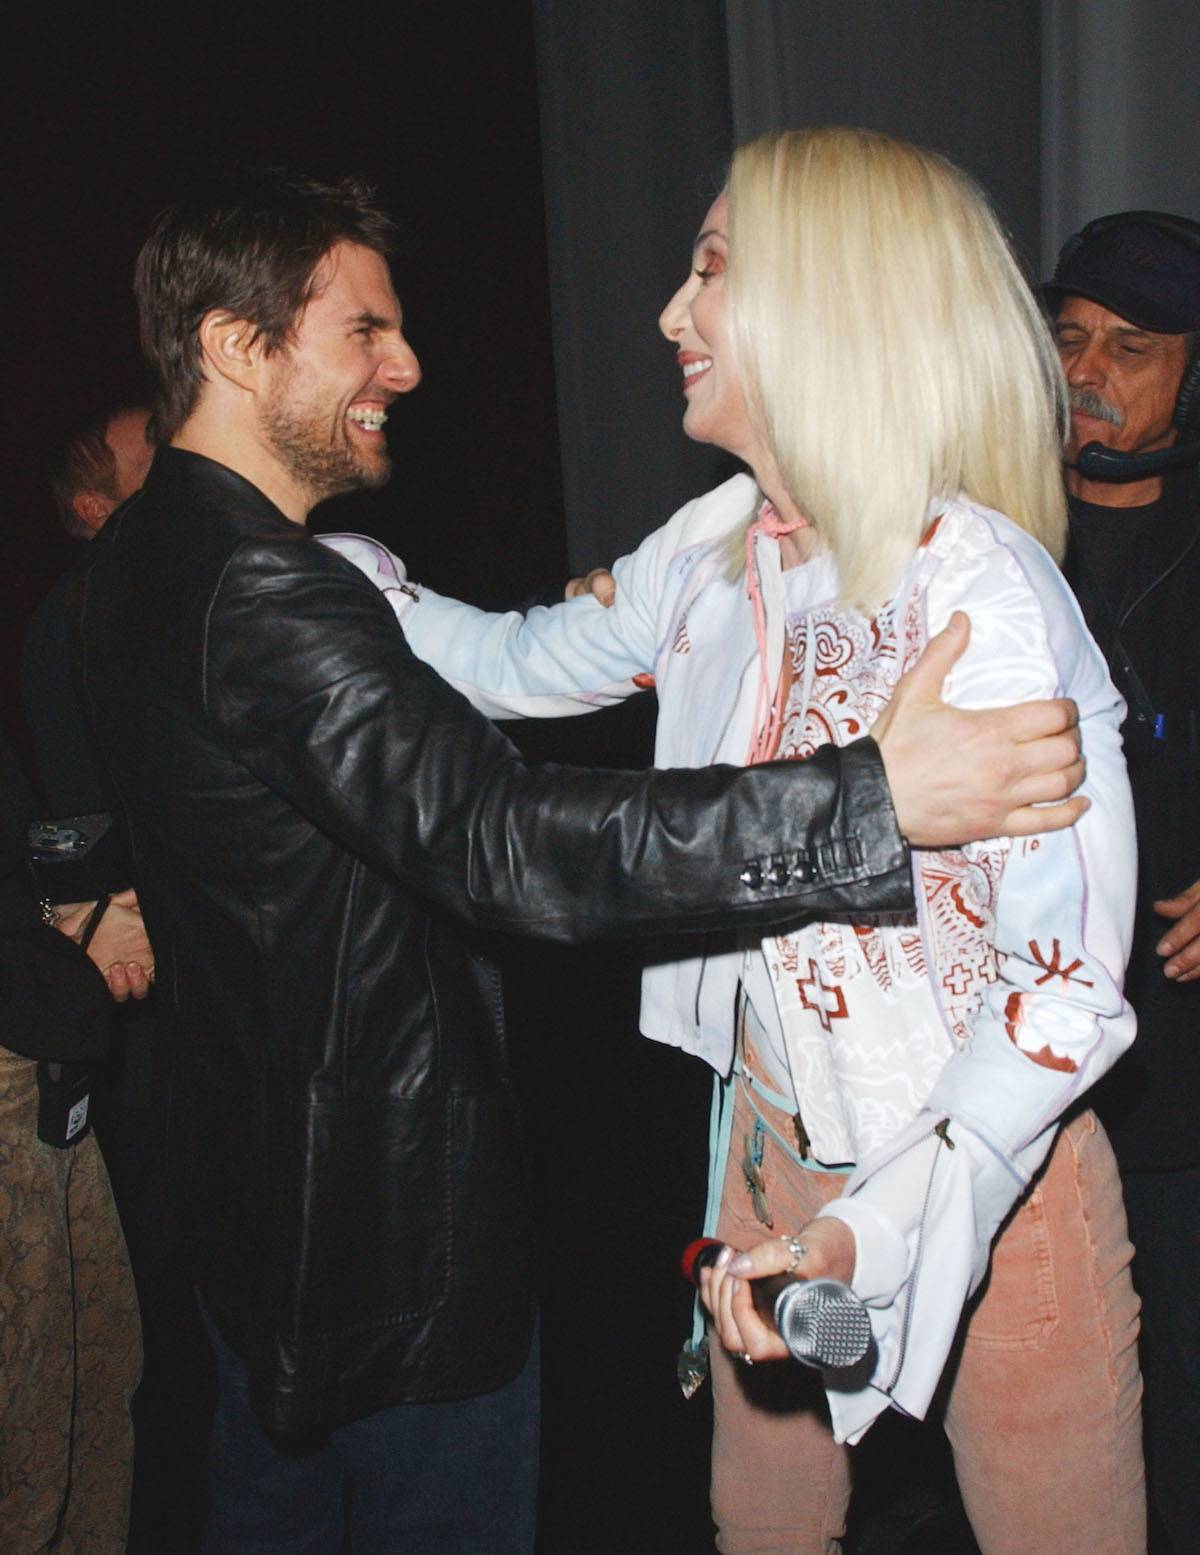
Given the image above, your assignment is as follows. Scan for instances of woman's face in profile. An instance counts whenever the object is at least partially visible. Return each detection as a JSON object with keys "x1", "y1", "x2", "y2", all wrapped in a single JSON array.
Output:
[{"x1": 659, "y1": 195, "x2": 759, "y2": 466}]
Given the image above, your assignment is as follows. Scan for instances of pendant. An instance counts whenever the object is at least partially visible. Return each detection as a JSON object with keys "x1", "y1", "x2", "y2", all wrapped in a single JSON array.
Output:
[{"x1": 741, "y1": 1122, "x2": 774, "y2": 1228}]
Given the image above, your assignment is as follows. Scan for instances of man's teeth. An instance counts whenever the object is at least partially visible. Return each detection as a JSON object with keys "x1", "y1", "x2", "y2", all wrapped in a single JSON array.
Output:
[
  {"x1": 682, "y1": 359, "x2": 712, "y2": 379},
  {"x1": 347, "y1": 407, "x2": 388, "y2": 430}
]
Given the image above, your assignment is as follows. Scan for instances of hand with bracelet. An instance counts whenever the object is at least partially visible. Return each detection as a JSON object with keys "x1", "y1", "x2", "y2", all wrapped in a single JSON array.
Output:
[{"x1": 52, "y1": 888, "x2": 155, "y2": 1000}]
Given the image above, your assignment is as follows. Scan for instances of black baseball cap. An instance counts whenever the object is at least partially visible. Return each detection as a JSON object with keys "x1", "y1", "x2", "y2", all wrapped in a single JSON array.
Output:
[{"x1": 1044, "y1": 211, "x2": 1200, "y2": 333}]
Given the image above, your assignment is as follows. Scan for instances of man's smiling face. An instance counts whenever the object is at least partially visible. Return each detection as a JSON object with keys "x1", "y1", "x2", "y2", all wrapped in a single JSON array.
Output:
[{"x1": 257, "y1": 241, "x2": 421, "y2": 505}]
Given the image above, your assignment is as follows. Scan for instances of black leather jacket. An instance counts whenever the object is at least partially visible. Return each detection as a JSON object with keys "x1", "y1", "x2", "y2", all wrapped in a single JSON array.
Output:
[{"x1": 70, "y1": 448, "x2": 912, "y2": 1434}]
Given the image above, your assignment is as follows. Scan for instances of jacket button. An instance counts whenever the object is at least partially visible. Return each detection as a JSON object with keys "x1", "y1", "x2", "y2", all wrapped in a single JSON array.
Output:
[
  {"x1": 766, "y1": 859, "x2": 790, "y2": 888},
  {"x1": 792, "y1": 858, "x2": 815, "y2": 883},
  {"x1": 739, "y1": 861, "x2": 764, "y2": 889}
]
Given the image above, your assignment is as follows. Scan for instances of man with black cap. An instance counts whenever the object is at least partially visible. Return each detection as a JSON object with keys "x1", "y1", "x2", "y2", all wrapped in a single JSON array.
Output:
[{"x1": 1047, "y1": 212, "x2": 1200, "y2": 1554}]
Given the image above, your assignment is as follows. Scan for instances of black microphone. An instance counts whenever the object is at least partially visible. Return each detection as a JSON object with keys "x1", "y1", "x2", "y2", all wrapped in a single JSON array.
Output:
[
  {"x1": 1075, "y1": 439, "x2": 1200, "y2": 482},
  {"x1": 682, "y1": 1237, "x2": 872, "y2": 1371}
]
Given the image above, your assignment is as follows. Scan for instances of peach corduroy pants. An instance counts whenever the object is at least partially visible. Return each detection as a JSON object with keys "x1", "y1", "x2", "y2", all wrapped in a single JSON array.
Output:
[{"x1": 709, "y1": 1073, "x2": 1146, "y2": 1555}]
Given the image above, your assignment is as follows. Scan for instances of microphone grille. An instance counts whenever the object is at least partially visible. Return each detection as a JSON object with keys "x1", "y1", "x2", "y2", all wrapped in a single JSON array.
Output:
[{"x1": 774, "y1": 1278, "x2": 872, "y2": 1370}]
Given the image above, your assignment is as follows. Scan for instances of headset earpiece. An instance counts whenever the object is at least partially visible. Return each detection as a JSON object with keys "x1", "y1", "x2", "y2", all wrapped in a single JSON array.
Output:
[{"x1": 1175, "y1": 351, "x2": 1200, "y2": 436}]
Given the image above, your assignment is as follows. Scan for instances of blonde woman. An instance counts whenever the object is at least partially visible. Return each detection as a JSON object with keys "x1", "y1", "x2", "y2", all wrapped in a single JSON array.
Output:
[{"x1": 328, "y1": 129, "x2": 1143, "y2": 1553}]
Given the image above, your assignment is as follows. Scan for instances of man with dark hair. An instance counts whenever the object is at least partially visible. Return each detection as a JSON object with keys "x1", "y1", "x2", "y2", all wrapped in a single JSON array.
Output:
[
  {"x1": 1047, "y1": 211, "x2": 1200, "y2": 1555},
  {"x1": 69, "y1": 171, "x2": 1086, "y2": 1552},
  {"x1": 134, "y1": 172, "x2": 395, "y2": 445},
  {"x1": 27, "y1": 406, "x2": 152, "y2": 809},
  {"x1": 48, "y1": 404, "x2": 152, "y2": 540}
]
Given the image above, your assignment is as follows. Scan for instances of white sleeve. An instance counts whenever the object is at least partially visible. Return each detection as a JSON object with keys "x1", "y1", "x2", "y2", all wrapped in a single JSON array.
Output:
[
  {"x1": 320, "y1": 475, "x2": 757, "y2": 720},
  {"x1": 820, "y1": 520, "x2": 1136, "y2": 1443}
]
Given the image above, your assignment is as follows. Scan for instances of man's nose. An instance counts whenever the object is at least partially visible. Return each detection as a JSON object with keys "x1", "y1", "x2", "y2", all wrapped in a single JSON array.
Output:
[
  {"x1": 382, "y1": 339, "x2": 422, "y2": 393},
  {"x1": 1065, "y1": 340, "x2": 1104, "y2": 386}
]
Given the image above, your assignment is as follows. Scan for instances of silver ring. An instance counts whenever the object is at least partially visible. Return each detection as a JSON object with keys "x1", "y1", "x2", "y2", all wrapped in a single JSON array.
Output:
[
  {"x1": 739, "y1": 1351, "x2": 754, "y2": 1367},
  {"x1": 783, "y1": 1235, "x2": 807, "y2": 1275}
]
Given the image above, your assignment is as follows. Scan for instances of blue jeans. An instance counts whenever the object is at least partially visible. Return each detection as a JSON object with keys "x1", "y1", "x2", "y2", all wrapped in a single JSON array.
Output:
[{"x1": 200, "y1": 1304, "x2": 540, "y2": 1555}]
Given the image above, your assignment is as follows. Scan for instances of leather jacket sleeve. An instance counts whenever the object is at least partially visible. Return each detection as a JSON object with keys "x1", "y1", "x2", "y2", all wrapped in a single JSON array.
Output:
[{"x1": 206, "y1": 537, "x2": 912, "y2": 940}]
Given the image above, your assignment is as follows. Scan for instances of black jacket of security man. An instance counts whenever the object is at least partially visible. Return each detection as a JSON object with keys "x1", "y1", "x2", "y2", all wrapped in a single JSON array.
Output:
[
  {"x1": 67, "y1": 447, "x2": 912, "y2": 1437},
  {"x1": 1049, "y1": 210, "x2": 1200, "y2": 1169},
  {"x1": 1067, "y1": 468, "x2": 1200, "y2": 1169}
]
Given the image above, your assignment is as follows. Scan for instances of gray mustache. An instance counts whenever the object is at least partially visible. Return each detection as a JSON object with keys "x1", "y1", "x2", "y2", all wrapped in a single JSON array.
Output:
[{"x1": 1069, "y1": 386, "x2": 1125, "y2": 428}]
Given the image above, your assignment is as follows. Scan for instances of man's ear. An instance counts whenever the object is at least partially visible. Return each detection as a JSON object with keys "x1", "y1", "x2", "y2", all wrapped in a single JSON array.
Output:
[
  {"x1": 71, "y1": 491, "x2": 114, "y2": 534},
  {"x1": 197, "y1": 310, "x2": 264, "y2": 392}
]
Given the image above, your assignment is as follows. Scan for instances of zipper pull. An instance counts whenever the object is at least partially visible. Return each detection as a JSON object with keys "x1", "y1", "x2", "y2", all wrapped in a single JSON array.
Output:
[{"x1": 934, "y1": 1118, "x2": 956, "y2": 1151}]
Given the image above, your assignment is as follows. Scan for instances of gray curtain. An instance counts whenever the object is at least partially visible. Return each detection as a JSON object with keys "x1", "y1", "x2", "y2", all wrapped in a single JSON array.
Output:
[
  {"x1": 1042, "y1": 0, "x2": 1200, "y2": 269},
  {"x1": 533, "y1": 1, "x2": 736, "y2": 570},
  {"x1": 724, "y1": 1, "x2": 1042, "y2": 266}
]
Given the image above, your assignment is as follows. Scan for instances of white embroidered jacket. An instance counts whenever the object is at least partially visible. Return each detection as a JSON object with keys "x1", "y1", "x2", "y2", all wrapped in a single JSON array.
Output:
[{"x1": 321, "y1": 472, "x2": 1136, "y2": 1442}]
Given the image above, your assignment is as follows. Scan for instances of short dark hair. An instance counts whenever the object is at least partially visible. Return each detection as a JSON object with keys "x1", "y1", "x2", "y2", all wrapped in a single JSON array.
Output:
[
  {"x1": 135, "y1": 171, "x2": 395, "y2": 441},
  {"x1": 48, "y1": 408, "x2": 134, "y2": 539}
]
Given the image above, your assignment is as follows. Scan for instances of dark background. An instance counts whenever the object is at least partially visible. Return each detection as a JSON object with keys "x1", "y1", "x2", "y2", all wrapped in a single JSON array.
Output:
[{"x1": 3, "y1": 2, "x2": 569, "y2": 729}]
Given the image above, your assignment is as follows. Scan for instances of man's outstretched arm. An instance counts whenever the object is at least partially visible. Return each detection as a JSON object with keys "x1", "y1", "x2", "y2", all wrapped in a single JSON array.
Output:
[{"x1": 210, "y1": 540, "x2": 914, "y2": 942}]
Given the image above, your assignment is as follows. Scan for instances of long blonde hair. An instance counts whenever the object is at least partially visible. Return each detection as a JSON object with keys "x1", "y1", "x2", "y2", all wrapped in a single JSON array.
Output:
[{"x1": 725, "y1": 127, "x2": 1067, "y2": 611}]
